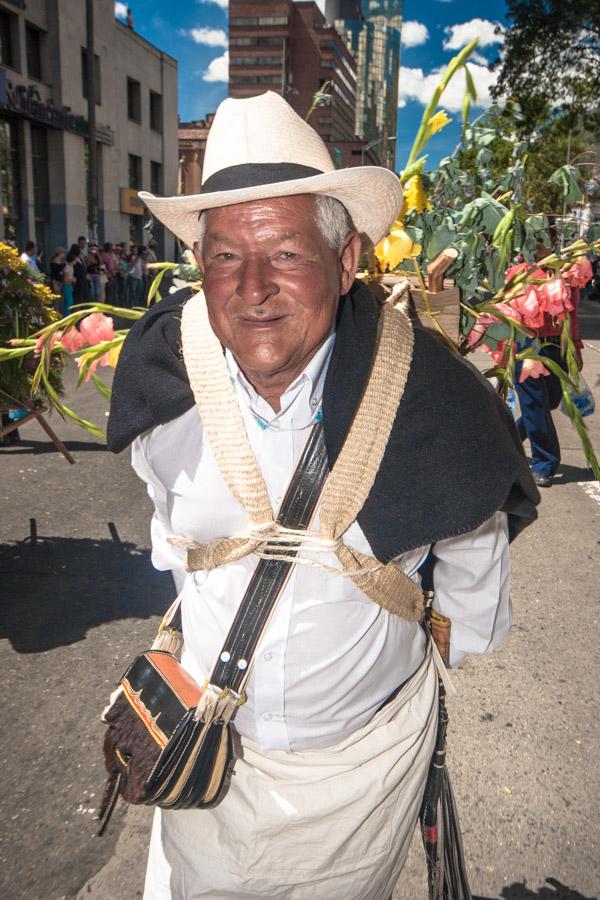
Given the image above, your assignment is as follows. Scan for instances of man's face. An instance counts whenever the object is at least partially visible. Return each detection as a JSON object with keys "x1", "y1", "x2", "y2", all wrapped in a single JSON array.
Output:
[{"x1": 194, "y1": 195, "x2": 360, "y2": 391}]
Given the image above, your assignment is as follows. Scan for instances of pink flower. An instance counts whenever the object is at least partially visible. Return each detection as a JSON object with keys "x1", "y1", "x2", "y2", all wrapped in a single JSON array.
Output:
[
  {"x1": 79, "y1": 313, "x2": 115, "y2": 345},
  {"x1": 506, "y1": 262, "x2": 527, "y2": 283},
  {"x1": 491, "y1": 303, "x2": 522, "y2": 323},
  {"x1": 60, "y1": 328, "x2": 86, "y2": 352},
  {"x1": 481, "y1": 340, "x2": 508, "y2": 366},
  {"x1": 510, "y1": 286, "x2": 545, "y2": 329},
  {"x1": 519, "y1": 358, "x2": 550, "y2": 383},
  {"x1": 34, "y1": 332, "x2": 62, "y2": 357},
  {"x1": 563, "y1": 258, "x2": 593, "y2": 288},
  {"x1": 466, "y1": 312, "x2": 500, "y2": 346},
  {"x1": 537, "y1": 277, "x2": 572, "y2": 318}
]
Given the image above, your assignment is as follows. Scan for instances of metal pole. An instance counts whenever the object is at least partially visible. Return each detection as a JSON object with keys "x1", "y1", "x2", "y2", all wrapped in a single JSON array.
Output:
[{"x1": 86, "y1": 0, "x2": 98, "y2": 240}]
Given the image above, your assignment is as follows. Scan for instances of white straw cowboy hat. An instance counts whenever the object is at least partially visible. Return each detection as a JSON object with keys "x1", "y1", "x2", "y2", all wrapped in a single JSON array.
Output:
[{"x1": 139, "y1": 91, "x2": 402, "y2": 248}]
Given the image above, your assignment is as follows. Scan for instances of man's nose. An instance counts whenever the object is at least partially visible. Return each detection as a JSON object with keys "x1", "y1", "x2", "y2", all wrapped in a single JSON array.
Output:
[{"x1": 236, "y1": 256, "x2": 279, "y2": 306}]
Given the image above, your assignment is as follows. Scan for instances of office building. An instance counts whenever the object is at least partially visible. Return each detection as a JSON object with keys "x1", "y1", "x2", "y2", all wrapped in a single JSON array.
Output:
[
  {"x1": 334, "y1": 0, "x2": 402, "y2": 165},
  {"x1": 0, "y1": 0, "x2": 178, "y2": 257},
  {"x1": 179, "y1": 115, "x2": 214, "y2": 197},
  {"x1": 228, "y1": 0, "x2": 379, "y2": 168}
]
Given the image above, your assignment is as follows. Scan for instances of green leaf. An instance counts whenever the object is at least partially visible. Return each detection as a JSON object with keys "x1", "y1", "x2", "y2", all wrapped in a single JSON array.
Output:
[
  {"x1": 463, "y1": 64, "x2": 477, "y2": 102},
  {"x1": 549, "y1": 165, "x2": 584, "y2": 204},
  {"x1": 147, "y1": 266, "x2": 167, "y2": 306},
  {"x1": 90, "y1": 372, "x2": 112, "y2": 400}
]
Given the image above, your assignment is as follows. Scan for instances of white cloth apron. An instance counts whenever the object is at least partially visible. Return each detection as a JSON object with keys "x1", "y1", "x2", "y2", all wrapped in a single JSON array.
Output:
[{"x1": 143, "y1": 644, "x2": 442, "y2": 900}]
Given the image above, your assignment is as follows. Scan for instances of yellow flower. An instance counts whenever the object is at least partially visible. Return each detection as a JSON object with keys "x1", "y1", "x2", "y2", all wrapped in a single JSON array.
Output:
[
  {"x1": 107, "y1": 342, "x2": 122, "y2": 368},
  {"x1": 374, "y1": 221, "x2": 422, "y2": 270},
  {"x1": 427, "y1": 110, "x2": 452, "y2": 135},
  {"x1": 403, "y1": 176, "x2": 432, "y2": 214},
  {"x1": 0, "y1": 242, "x2": 25, "y2": 272}
]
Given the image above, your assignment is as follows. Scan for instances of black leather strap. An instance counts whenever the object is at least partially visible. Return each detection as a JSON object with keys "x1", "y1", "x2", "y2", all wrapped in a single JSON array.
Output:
[{"x1": 210, "y1": 421, "x2": 329, "y2": 693}]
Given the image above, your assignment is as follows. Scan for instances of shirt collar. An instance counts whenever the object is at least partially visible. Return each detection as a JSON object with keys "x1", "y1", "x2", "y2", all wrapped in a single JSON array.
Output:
[{"x1": 225, "y1": 331, "x2": 336, "y2": 426}]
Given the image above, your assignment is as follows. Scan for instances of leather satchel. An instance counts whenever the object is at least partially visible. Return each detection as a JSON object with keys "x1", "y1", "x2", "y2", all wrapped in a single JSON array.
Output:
[{"x1": 97, "y1": 421, "x2": 329, "y2": 834}]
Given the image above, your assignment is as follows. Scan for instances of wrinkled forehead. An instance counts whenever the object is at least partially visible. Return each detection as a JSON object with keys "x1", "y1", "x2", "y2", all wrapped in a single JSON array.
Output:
[{"x1": 199, "y1": 196, "x2": 324, "y2": 256}]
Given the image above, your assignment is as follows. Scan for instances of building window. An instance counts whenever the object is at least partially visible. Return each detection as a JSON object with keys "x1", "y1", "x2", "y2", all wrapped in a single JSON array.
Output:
[
  {"x1": 0, "y1": 118, "x2": 20, "y2": 240},
  {"x1": 127, "y1": 77, "x2": 142, "y2": 123},
  {"x1": 230, "y1": 75, "x2": 281, "y2": 85},
  {"x1": 230, "y1": 36, "x2": 284, "y2": 47},
  {"x1": 26, "y1": 24, "x2": 43, "y2": 81},
  {"x1": 150, "y1": 160, "x2": 162, "y2": 194},
  {"x1": 230, "y1": 16, "x2": 288, "y2": 26},
  {"x1": 128, "y1": 153, "x2": 142, "y2": 189},
  {"x1": 31, "y1": 124, "x2": 49, "y2": 226},
  {"x1": 230, "y1": 56, "x2": 283, "y2": 66},
  {"x1": 81, "y1": 48, "x2": 102, "y2": 104},
  {"x1": 149, "y1": 91, "x2": 162, "y2": 133},
  {"x1": 0, "y1": 10, "x2": 15, "y2": 69}
]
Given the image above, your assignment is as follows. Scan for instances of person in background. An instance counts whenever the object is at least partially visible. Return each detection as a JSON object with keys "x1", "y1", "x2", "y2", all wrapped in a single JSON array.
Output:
[
  {"x1": 78, "y1": 235, "x2": 88, "y2": 256},
  {"x1": 144, "y1": 240, "x2": 158, "y2": 301},
  {"x1": 71, "y1": 243, "x2": 88, "y2": 305},
  {"x1": 126, "y1": 245, "x2": 144, "y2": 307},
  {"x1": 114, "y1": 245, "x2": 126, "y2": 306},
  {"x1": 20, "y1": 241, "x2": 41, "y2": 274},
  {"x1": 62, "y1": 249, "x2": 77, "y2": 315},
  {"x1": 102, "y1": 242, "x2": 117, "y2": 305},
  {"x1": 86, "y1": 242, "x2": 102, "y2": 302},
  {"x1": 513, "y1": 244, "x2": 584, "y2": 488},
  {"x1": 49, "y1": 248, "x2": 66, "y2": 311}
]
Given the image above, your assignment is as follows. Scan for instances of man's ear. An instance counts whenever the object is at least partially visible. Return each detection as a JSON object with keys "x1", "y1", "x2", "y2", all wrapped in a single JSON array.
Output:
[
  {"x1": 339, "y1": 232, "x2": 362, "y2": 295},
  {"x1": 192, "y1": 241, "x2": 204, "y2": 273}
]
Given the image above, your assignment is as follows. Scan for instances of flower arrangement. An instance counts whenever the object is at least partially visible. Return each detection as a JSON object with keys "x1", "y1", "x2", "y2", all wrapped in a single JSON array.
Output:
[
  {"x1": 0, "y1": 242, "x2": 63, "y2": 413},
  {"x1": 0, "y1": 40, "x2": 598, "y2": 477}
]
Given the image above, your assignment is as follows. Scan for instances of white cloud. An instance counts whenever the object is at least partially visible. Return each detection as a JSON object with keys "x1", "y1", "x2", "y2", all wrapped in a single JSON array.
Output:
[
  {"x1": 188, "y1": 27, "x2": 227, "y2": 47},
  {"x1": 401, "y1": 21, "x2": 429, "y2": 48},
  {"x1": 197, "y1": 0, "x2": 228, "y2": 7},
  {"x1": 443, "y1": 18, "x2": 504, "y2": 51},
  {"x1": 115, "y1": 2, "x2": 127, "y2": 19},
  {"x1": 202, "y1": 51, "x2": 229, "y2": 82},
  {"x1": 398, "y1": 63, "x2": 498, "y2": 112}
]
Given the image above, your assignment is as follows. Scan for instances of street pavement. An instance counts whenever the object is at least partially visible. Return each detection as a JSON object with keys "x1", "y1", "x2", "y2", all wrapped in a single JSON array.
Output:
[{"x1": 1, "y1": 300, "x2": 599, "y2": 900}]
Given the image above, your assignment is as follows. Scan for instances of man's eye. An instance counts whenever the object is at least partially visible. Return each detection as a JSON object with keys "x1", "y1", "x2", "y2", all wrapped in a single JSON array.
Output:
[
  {"x1": 215, "y1": 252, "x2": 235, "y2": 261},
  {"x1": 279, "y1": 251, "x2": 298, "y2": 260}
]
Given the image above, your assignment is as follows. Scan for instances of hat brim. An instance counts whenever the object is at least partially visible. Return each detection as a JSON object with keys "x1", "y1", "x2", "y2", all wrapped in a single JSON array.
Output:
[{"x1": 139, "y1": 167, "x2": 402, "y2": 249}]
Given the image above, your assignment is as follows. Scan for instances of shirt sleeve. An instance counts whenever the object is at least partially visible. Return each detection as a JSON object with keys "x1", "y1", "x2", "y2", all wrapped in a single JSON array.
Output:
[
  {"x1": 431, "y1": 511, "x2": 511, "y2": 667},
  {"x1": 131, "y1": 434, "x2": 187, "y2": 591}
]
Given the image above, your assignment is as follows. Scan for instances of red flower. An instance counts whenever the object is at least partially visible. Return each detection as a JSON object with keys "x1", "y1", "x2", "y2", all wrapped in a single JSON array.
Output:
[{"x1": 563, "y1": 258, "x2": 593, "y2": 288}]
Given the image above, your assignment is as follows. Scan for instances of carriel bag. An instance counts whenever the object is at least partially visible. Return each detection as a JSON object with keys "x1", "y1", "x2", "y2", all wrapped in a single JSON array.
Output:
[{"x1": 97, "y1": 420, "x2": 329, "y2": 835}]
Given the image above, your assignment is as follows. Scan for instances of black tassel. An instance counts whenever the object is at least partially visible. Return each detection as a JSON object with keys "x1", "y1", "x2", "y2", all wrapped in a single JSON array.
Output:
[
  {"x1": 97, "y1": 771, "x2": 123, "y2": 837},
  {"x1": 420, "y1": 681, "x2": 472, "y2": 900}
]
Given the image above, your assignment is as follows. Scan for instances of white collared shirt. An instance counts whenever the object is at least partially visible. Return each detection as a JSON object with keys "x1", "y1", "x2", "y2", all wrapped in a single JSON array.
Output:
[{"x1": 132, "y1": 335, "x2": 511, "y2": 751}]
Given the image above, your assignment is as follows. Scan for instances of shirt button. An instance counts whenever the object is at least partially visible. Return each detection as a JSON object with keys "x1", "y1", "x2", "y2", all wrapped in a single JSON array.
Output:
[
  {"x1": 262, "y1": 713, "x2": 272, "y2": 721},
  {"x1": 263, "y1": 652, "x2": 272, "y2": 661}
]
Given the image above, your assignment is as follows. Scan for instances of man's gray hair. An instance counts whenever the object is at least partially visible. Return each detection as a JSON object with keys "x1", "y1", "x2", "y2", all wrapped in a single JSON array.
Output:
[{"x1": 196, "y1": 194, "x2": 354, "y2": 254}]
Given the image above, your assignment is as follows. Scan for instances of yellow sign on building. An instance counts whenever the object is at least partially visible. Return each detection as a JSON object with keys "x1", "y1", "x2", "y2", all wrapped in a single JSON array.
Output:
[{"x1": 120, "y1": 188, "x2": 145, "y2": 216}]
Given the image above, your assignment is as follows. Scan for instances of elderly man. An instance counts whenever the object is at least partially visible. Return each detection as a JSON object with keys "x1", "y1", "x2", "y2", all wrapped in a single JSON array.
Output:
[{"x1": 107, "y1": 92, "x2": 538, "y2": 899}]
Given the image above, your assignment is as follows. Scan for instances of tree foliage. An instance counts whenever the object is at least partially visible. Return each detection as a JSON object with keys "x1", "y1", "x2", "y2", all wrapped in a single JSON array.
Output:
[
  {"x1": 457, "y1": 106, "x2": 593, "y2": 216},
  {"x1": 491, "y1": 0, "x2": 600, "y2": 131}
]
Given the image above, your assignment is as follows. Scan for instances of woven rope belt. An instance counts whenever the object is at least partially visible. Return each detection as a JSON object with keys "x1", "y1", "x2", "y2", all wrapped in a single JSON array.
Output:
[{"x1": 178, "y1": 291, "x2": 424, "y2": 623}]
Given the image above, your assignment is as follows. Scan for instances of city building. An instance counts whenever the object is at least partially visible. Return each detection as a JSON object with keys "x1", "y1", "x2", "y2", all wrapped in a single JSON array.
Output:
[
  {"x1": 333, "y1": 0, "x2": 403, "y2": 167},
  {"x1": 0, "y1": 0, "x2": 178, "y2": 259},
  {"x1": 178, "y1": 115, "x2": 214, "y2": 197},
  {"x1": 228, "y1": 0, "x2": 380, "y2": 169}
]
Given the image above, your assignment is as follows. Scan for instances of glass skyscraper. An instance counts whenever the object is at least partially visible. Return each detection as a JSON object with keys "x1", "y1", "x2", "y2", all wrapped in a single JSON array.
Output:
[{"x1": 331, "y1": 0, "x2": 402, "y2": 162}]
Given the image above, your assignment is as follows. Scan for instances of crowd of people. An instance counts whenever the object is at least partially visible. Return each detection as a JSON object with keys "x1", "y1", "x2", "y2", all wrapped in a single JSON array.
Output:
[{"x1": 19, "y1": 237, "x2": 159, "y2": 312}]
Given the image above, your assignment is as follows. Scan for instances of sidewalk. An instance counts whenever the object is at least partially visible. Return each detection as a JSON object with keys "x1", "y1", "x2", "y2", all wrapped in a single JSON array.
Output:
[{"x1": 2, "y1": 306, "x2": 599, "y2": 900}]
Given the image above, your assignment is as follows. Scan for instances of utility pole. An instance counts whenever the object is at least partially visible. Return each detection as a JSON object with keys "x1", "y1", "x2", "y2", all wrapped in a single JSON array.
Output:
[{"x1": 86, "y1": 0, "x2": 98, "y2": 240}]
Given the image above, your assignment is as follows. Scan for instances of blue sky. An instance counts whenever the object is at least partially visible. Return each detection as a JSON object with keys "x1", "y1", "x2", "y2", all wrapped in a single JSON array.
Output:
[{"x1": 117, "y1": 0, "x2": 508, "y2": 170}]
